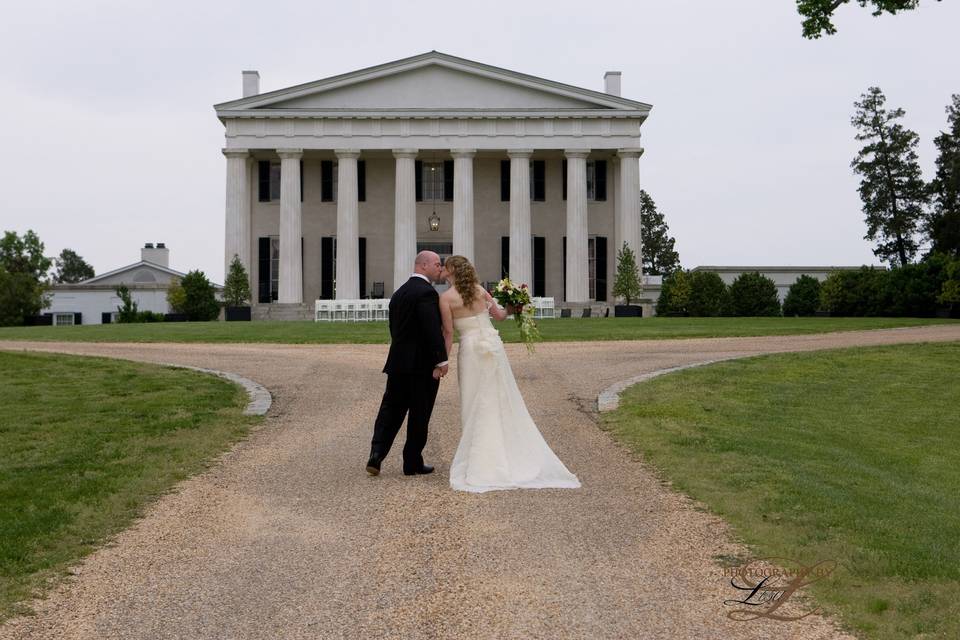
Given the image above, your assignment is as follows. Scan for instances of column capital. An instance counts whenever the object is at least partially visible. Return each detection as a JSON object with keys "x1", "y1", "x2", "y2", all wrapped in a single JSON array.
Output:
[
  {"x1": 450, "y1": 148, "x2": 476, "y2": 158},
  {"x1": 335, "y1": 149, "x2": 361, "y2": 159},
  {"x1": 564, "y1": 149, "x2": 591, "y2": 159},
  {"x1": 507, "y1": 149, "x2": 534, "y2": 159},
  {"x1": 222, "y1": 148, "x2": 249, "y2": 158},
  {"x1": 617, "y1": 147, "x2": 645, "y2": 158},
  {"x1": 392, "y1": 148, "x2": 419, "y2": 159},
  {"x1": 277, "y1": 148, "x2": 303, "y2": 160}
]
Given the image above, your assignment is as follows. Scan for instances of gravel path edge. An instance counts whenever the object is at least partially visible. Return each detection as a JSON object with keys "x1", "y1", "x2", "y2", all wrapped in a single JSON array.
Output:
[
  {"x1": 159, "y1": 363, "x2": 272, "y2": 416},
  {"x1": 597, "y1": 357, "x2": 739, "y2": 412}
]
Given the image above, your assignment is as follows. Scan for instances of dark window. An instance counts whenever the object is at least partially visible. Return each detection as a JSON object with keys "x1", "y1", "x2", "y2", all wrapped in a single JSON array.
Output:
[
  {"x1": 321, "y1": 237, "x2": 334, "y2": 299},
  {"x1": 258, "y1": 161, "x2": 270, "y2": 202},
  {"x1": 594, "y1": 160, "x2": 607, "y2": 202},
  {"x1": 562, "y1": 159, "x2": 567, "y2": 201},
  {"x1": 321, "y1": 161, "x2": 334, "y2": 202},
  {"x1": 500, "y1": 160, "x2": 510, "y2": 201},
  {"x1": 358, "y1": 160, "x2": 366, "y2": 202},
  {"x1": 531, "y1": 160, "x2": 545, "y2": 202},
  {"x1": 533, "y1": 236, "x2": 545, "y2": 297},
  {"x1": 443, "y1": 160, "x2": 454, "y2": 201},
  {"x1": 415, "y1": 160, "x2": 423, "y2": 202},
  {"x1": 359, "y1": 237, "x2": 367, "y2": 298},
  {"x1": 595, "y1": 236, "x2": 607, "y2": 301},
  {"x1": 258, "y1": 237, "x2": 271, "y2": 302},
  {"x1": 501, "y1": 236, "x2": 509, "y2": 278}
]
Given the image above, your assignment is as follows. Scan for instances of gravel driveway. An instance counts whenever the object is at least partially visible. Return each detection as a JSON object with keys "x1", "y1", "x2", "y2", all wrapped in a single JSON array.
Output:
[{"x1": 2, "y1": 324, "x2": 958, "y2": 639}]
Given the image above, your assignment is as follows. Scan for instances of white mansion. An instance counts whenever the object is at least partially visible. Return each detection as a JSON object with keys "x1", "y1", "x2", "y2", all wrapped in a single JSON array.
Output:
[{"x1": 215, "y1": 51, "x2": 652, "y2": 310}]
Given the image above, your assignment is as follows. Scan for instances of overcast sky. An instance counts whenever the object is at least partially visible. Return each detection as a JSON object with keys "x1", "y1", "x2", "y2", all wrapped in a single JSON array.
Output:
[{"x1": 1, "y1": 0, "x2": 957, "y2": 281}]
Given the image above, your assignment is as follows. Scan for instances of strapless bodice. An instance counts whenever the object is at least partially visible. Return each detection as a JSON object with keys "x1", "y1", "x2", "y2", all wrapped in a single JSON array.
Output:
[{"x1": 453, "y1": 309, "x2": 495, "y2": 335}]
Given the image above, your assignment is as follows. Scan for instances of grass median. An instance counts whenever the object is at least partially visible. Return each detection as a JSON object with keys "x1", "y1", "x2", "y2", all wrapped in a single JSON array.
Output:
[
  {"x1": 0, "y1": 351, "x2": 260, "y2": 622},
  {"x1": 0, "y1": 316, "x2": 955, "y2": 344},
  {"x1": 602, "y1": 342, "x2": 960, "y2": 639}
]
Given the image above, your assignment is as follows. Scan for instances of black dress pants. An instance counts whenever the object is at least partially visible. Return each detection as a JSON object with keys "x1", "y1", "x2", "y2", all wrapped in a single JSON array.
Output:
[{"x1": 370, "y1": 372, "x2": 441, "y2": 470}]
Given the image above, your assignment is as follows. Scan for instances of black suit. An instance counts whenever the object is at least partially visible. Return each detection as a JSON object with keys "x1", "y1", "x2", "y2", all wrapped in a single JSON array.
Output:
[{"x1": 370, "y1": 276, "x2": 447, "y2": 471}]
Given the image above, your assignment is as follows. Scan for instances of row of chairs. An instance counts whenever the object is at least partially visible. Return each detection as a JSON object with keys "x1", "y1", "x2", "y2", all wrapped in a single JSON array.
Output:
[
  {"x1": 315, "y1": 299, "x2": 389, "y2": 322},
  {"x1": 315, "y1": 296, "x2": 562, "y2": 322}
]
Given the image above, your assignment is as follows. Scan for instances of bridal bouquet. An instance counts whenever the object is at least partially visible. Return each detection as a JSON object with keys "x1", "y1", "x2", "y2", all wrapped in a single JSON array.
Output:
[{"x1": 492, "y1": 278, "x2": 542, "y2": 353}]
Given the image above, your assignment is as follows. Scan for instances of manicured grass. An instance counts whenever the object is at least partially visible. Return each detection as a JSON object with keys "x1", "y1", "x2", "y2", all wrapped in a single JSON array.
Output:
[
  {"x1": 0, "y1": 317, "x2": 954, "y2": 344},
  {"x1": 0, "y1": 352, "x2": 259, "y2": 622},
  {"x1": 602, "y1": 343, "x2": 960, "y2": 639}
]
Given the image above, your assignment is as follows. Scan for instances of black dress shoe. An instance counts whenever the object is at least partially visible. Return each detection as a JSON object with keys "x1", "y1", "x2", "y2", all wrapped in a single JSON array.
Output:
[
  {"x1": 366, "y1": 454, "x2": 383, "y2": 476},
  {"x1": 403, "y1": 464, "x2": 434, "y2": 476}
]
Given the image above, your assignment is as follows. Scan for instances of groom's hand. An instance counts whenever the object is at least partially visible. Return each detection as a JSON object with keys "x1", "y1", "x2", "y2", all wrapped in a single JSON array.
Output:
[{"x1": 433, "y1": 364, "x2": 449, "y2": 380}]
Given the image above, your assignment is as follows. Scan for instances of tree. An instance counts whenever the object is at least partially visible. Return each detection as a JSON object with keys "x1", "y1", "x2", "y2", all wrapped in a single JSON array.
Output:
[
  {"x1": 53, "y1": 248, "x2": 95, "y2": 283},
  {"x1": 939, "y1": 257, "x2": 960, "y2": 315},
  {"x1": 782, "y1": 275, "x2": 822, "y2": 316},
  {"x1": 656, "y1": 269, "x2": 692, "y2": 316},
  {"x1": 179, "y1": 270, "x2": 220, "y2": 321},
  {"x1": 927, "y1": 95, "x2": 960, "y2": 258},
  {"x1": 797, "y1": 0, "x2": 938, "y2": 39},
  {"x1": 729, "y1": 272, "x2": 782, "y2": 316},
  {"x1": 612, "y1": 243, "x2": 643, "y2": 305},
  {"x1": 687, "y1": 271, "x2": 728, "y2": 317},
  {"x1": 167, "y1": 277, "x2": 186, "y2": 314},
  {"x1": 0, "y1": 230, "x2": 52, "y2": 326},
  {"x1": 115, "y1": 284, "x2": 140, "y2": 323},
  {"x1": 639, "y1": 190, "x2": 680, "y2": 276},
  {"x1": 851, "y1": 87, "x2": 927, "y2": 267},
  {"x1": 222, "y1": 255, "x2": 251, "y2": 307}
]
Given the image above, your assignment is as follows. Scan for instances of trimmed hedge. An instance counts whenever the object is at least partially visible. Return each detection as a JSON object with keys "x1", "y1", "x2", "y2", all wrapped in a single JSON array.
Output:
[{"x1": 729, "y1": 272, "x2": 781, "y2": 316}]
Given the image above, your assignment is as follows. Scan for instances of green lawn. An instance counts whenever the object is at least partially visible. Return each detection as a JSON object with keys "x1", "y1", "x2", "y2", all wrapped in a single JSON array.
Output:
[
  {"x1": 0, "y1": 352, "x2": 259, "y2": 622},
  {"x1": 602, "y1": 343, "x2": 960, "y2": 639},
  {"x1": 0, "y1": 317, "x2": 954, "y2": 344}
]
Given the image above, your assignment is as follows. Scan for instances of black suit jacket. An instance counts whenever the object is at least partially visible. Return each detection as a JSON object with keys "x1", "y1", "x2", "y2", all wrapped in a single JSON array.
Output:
[{"x1": 382, "y1": 276, "x2": 447, "y2": 375}]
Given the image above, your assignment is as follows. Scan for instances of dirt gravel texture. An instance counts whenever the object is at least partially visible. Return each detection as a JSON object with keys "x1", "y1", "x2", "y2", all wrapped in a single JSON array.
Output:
[{"x1": 3, "y1": 324, "x2": 958, "y2": 640}]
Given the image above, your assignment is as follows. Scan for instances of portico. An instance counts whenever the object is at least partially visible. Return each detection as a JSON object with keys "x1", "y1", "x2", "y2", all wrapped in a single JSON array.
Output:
[{"x1": 215, "y1": 52, "x2": 652, "y2": 310}]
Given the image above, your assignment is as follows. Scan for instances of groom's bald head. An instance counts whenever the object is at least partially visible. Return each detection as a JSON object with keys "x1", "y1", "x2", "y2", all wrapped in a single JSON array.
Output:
[{"x1": 414, "y1": 251, "x2": 442, "y2": 282}]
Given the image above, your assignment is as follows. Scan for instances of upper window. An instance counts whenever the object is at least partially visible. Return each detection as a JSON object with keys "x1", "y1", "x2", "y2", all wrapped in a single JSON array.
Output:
[{"x1": 422, "y1": 162, "x2": 444, "y2": 202}]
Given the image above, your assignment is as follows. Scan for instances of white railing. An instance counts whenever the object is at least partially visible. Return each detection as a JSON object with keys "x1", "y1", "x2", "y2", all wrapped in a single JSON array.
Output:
[
  {"x1": 316, "y1": 299, "x2": 390, "y2": 322},
  {"x1": 316, "y1": 297, "x2": 556, "y2": 322}
]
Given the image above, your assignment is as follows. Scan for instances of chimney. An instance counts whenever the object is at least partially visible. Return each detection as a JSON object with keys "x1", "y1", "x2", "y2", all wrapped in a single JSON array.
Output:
[
  {"x1": 604, "y1": 71, "x2": 621, "y2": 97},
  {"x1": 242, "y1": 70, "x2": 260, "y2": 98},
  {"x1": 141, "y1": 242, "x2": 170, "y2": 268}
]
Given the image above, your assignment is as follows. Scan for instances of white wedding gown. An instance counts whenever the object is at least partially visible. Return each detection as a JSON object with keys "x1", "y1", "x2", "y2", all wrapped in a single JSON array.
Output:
[{"x1": 449, "y1": 309, "x2": 581, "y2": 493}]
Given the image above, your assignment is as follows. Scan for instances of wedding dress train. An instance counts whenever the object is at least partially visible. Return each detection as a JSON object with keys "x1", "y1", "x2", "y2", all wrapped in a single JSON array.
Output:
[{"x1": 449, "y1": 309, "x2": 581, "y2": 493}]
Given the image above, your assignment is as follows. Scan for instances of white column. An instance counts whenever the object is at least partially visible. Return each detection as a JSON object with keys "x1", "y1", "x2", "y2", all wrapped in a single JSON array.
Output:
[
  {"x1": 223, "y1": 148, "x2": 250, "y2": 281},
  {"x1": 618, "y1": 148, "x2": 644, "y2": 267},
  {"x1": 451, "y1": 149, "x2": 476, "y2": 262},
  {"x1": 335, "y1": 150, "x2": 361, "y2": 300},
  {"x1": 565, "y1": 149, "x2": 590, "y2": 302},
  {"x1": 508, "y1": 149, "x2": 533, "y2": 287},
  {"x1": 277, "y1": 148, "x2": 302, "y2": 303},
  {"x1": 392, "y1": 149, "x2": 418, "y2": 292}
]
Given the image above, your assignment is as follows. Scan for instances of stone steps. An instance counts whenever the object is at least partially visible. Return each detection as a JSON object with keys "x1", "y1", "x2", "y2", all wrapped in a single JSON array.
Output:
[{"x1": 252, "y1": 303, "x2": 313, "y2": 321}]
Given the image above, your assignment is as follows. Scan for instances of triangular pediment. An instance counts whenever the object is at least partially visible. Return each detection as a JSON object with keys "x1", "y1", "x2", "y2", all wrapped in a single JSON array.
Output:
[
  {"x1": 216, "y1": 52, "x2": 651, "y2": 115},
  {"x1": 271, "y1": 65, "x2": 600, "y2": 110}
]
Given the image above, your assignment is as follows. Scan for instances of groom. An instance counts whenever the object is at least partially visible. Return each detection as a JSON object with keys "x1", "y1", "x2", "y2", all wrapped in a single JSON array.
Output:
[{"x1": 366, "y1": 251, "x2": 449, "y2": 477}]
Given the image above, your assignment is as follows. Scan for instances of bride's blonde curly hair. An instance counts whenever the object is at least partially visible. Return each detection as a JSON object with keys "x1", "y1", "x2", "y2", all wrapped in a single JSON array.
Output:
[{"x1": 445, "y1": 255, "x2": 480, "y2": 308}]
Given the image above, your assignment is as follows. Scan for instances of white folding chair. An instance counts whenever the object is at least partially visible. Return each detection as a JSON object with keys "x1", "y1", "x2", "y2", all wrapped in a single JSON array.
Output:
[
  {"x1": 344, "y1": 300, "x2": 358, "y2": 322},
  {"x1": 531, "y1": 297, "x2": 543, "y2": 319},
  {"x1": 355, "y1": 299, "x2": 370, "y2": 322},
  {"x1": 374, "y1": 299, "x2": 388, "y2": 321},
  {"x1": 332, "y1": 300, "x2": 346, "y2": 321},
  {"x1": 541, "y1": 297, "x2": 555, "y2": 319},
  {"x1": 315, "y1": 300, "x2": 332, "y2": 322}
]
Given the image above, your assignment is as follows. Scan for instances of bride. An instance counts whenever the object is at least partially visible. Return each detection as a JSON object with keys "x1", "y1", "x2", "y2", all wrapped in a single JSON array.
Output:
[{"x1": 438, "y1": 255, "x2": 581, "y2": 493}]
